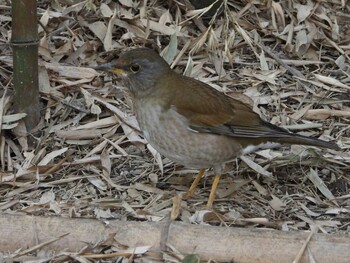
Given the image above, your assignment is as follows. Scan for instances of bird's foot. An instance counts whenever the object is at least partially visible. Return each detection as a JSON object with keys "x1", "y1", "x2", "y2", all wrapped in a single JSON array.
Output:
[
  {"x1": 206, "y1": 174, "x2": 221, "y2": 209},
  {"x1": 183, "y1": 169, "x2": 206, "y2": 200}
]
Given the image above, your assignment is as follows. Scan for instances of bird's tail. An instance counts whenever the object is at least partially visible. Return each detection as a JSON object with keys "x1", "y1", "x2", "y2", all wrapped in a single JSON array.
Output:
[{"x1": 276, "y1": 133, "x2": 339, "y2": 150}]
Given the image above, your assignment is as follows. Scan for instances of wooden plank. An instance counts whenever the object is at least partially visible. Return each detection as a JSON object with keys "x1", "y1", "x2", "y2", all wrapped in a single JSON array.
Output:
[{"x1": 0, "y1": 214, "x2": 349, "y2": 262}]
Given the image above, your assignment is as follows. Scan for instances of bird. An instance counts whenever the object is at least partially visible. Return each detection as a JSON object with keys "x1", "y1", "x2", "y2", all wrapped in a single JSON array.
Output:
[{"x1": 94, "y1": 47, "x2": 339, "y2": 209}]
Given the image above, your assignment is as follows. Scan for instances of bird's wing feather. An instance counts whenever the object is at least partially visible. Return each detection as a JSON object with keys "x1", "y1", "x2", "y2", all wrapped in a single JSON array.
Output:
[{"x1": 170, "y1": 75, "x2": 291, "y2": 138}]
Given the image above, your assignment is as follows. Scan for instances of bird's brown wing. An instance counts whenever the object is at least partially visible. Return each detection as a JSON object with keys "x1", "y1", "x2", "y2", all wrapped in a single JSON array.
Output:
[{"x1": 170, "y1": 75, "x2": 290, "y2": 138}]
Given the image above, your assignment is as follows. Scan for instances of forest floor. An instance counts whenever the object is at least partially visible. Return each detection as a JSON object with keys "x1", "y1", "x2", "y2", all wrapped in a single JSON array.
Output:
[{"x1": 0, "y1": 0, "x2": 349, "y2": 262}]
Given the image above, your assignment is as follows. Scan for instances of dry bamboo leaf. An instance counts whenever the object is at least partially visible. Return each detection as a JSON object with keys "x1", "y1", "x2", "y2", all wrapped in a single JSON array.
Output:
[
  {"x1": 161, "y1": 33, "x2": 178, "y2": 64},
  {"x1": 255, "y1": 149, "x2": 282, "y2": 160},
  {"x1": 93, "y1": 96, "x2": 140, "y2": 130},
  {"x1": 101, "y1": 148, "x2": 111, "y2": 177},
  {"x1": 269, "y1": 194, "x2": 286, "y2": 211},
  {"x1": 295, "y1": 29, "x2": 308, "y2": 55},
  {"x1": 88, "y1": 21, "x2": 107, "y2": 42},
  {"x1": 252, "y1": 180, "x2": 268, "y2": 196},
  {"x1": 271, "y1": 1, "x2": 285, "y2": 29},
  {"x1": 104, "y1": 8, "x2": 117, "y2": 51},
  {"x1": 134, "y1": 183, "x2": 163, "y2": 194},
  {"x1": 105, "y1": 137, "x2": 128, "y2": 156},
  {"x1": 12, "y1": 121, "x2": 28, "y2": 150},
  {"x1": 282, "y1": 123, "x2": 323, "y2": 130},
  {"x1": 259, "y1": 50, "x2": 269, "y2": 71},
  {"x1": 306, "y1": 168, "x2": 336, "y2": 204},
  {"x1": 67, "y1": 155, "x2": 118, "y2": 166},
  {"x1": 84, "y1": 140, "x2": 108, "y2": 159},
  {"x1": 38, "y1": 8, "x2": 50, "y2": 33},
  {"x1": 171, "y1": 195, "x2": 182, "y2": 220},
  {"x1": 295, "y1": 77, "x2": 345, "y2": 93},
  {"x1": 148, "y1": 173, "x2": 158, "y2": 184},
  {"x1": 189, "y1": 210, "x2": 211, "y2": 224},
  {"x1": 119, "y1": 0, "x2": 135, "y2": 8},
  {"x1": 335, "y1": 55, "x2": 346, "y2": 70},
  {"x1": 0, "y1": 91, "x2": 7, "y2": 133},
  {"x1": 234, "y1": 21, "x2": 258, "y2": 58},
  {"x1": 294, "y1": 1, "x2": 314, "y2": 23},
  {"x1": 147, "y1": 144, "x2": 163, "y2": 174},
  {"x1": 120, "y1": 208, "x2": 150, "y2": 222},
  {"x1": 281, "y1": 59, "x2": 324, "y2": 66},
  {"x1": 100, "y1": 3, "x2": 113, "y2": 17},
  {"x1": 94, "y1": 208, "x2": 114, "y2": 219},
  {"x1": 314, "y1": 74, "x2": 350, "y2": 90},
  {"x1": 39, "y1": 191, "x2": 55, "y2": 204},
  {"x1": 241, "y1": 218, "x2": 270, "y2": 224},
  {"x1": 80, "y1": 87, "x2": 94, "y2": 108},
  {"x1": 2, "y1": 113, "x2": 27, "y2": 125},
  {"x1": 210, "y1": 51, "x2": 226, "y2": 77},
  {"x1": 190, "y1": 28, "x2": 209, "y2": 54},
  {"x1": 207, "y1": 27, "x2": 219, "y2": 51},
  {"x1": 45, "y1": 63, "x2": 98, "y2": 79},
  {"x1": 0, "y1": 138, "x2": 5, "y2": 170},
  {"x1": 171, "y1": 40, "x2": 190, "y2": 69},
  {"x1": 217, "y1": 179, "x2": 250, "y2": 198},
  {"x1": 159, "y1": 9, "x2": 173, "y2": 25},
  {"x1": 183, "y1": 55, "x2": 194, "y2": 77},
  {"x1": 240, "y1": 155, "x2": 272, "y2": 177},
  {"x1": 299, "y1": 202, "x2": 321, "y2": 217},
  {"x1": 113, "y1": 18, "x2": 146, "y2": 38},
  {"x1": 50, "y1": 118, "x2": 80, "y2": 134},
  {"x1": 90, "y1": 164, "x2": 125, "y2": 190},
  {"x1": 120, "y1": 122, "x2": 145, "y2": 144},
  {"x1": 304, "y1": 109, "x2": 350, "y2": 120},
  {"x1": 121, "y1": 245, "x2": 151, "y2": 255},
  {"x1": 315, "y1": 12, "x2": 333, "y2": 29},
  {"x1": 54, "y1": 40, "x2": 73, "y2": 60},
  {"x1": 140, "y1": 19, "x2": 182, "y2": 36},
  {"x1": 90, "y1": 104, "x2": 102, "y2": 115},
  {"x1": 315, "y1": 220, "x2": 341, "y2": 228},
  {"x1": 251, "y1": 71, "x2": 277, "y2": 85},
  {"x1": 290, "y1": 104, "x2": 313, "y2": 120},
  {"x1": 72, "y1": 116, "x2": 119, "y2": 130},
  {"x1": 38, "y1": 147, "x2": 68, "y2": 165},
  {"x1": 38, "y1": 66, "x2": 64, "y2": 98},
  {"x1": 270, "y1": 4, "x2": 277, "y2": 30},
  {"x1": 55, "y1": 129, "x2": 104, "y2": 140},
  {"x1": 325, "y1": 208, "x2": 348, "y2": 215},
  {"x1": 56, "y1": 78, "x2": 96, "y2": 89},
  {"x1": 32, "y1": 147, "x2": 47, "y2": 166},
  {"x1": 185, "y1": 4, "x2": 216, "y2": 18},
  {"x1": 62, "y1": 1, "x2": 86, "y2": 15}
]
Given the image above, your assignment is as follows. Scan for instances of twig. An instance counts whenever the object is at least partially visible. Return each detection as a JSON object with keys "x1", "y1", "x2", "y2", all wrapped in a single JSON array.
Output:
[
  {"x1": 293, "y1": 227, "x2": 318, "y2": 263},
  {"x1": 62, "y1": 100, "x2": 90, "y2": 114},
  {"x1": 259, "y1": 44, "x2": 305, "y2": 79}
]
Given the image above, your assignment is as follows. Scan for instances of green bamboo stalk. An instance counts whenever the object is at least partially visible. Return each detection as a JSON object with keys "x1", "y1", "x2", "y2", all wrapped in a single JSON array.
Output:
[{"x1": 11, "y1": 0, "x2": 40, "y2": 140}]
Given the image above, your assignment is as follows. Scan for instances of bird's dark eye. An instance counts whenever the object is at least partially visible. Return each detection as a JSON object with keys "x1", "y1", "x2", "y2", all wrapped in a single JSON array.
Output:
[{"x1": 130, "y1": 63, "x2": 141, "y2": 73}]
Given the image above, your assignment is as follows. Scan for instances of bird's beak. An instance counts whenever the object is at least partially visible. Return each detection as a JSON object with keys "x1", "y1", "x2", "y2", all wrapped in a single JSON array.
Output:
[{"x1": 93, "y1": 62, "x2": 126, "y2": 75}]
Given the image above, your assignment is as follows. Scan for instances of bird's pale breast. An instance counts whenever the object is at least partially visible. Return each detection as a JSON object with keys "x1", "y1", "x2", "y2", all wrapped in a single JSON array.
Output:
[{"x1": 134, "y1": 99, "x2": 243, "y2": 169}]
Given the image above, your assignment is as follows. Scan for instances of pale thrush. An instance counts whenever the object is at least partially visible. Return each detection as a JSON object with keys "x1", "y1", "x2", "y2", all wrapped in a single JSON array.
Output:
[{"x1": 95, "y1": 48, "x2": 339, "y2": 208}]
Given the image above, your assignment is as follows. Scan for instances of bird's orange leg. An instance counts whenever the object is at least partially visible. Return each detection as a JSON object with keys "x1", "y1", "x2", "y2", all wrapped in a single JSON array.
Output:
[
  {"x1": 183, "y1": 169, "x2": 206, "y2": 199},
  {"x1": 207, "y1": 175, "x2": 221, "y2": 209}
]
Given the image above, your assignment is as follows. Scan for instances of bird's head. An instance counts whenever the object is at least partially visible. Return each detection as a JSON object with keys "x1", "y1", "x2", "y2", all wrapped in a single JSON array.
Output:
[{"x1": 94, "y1": 48, "x2": 171, "y2": 97}]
